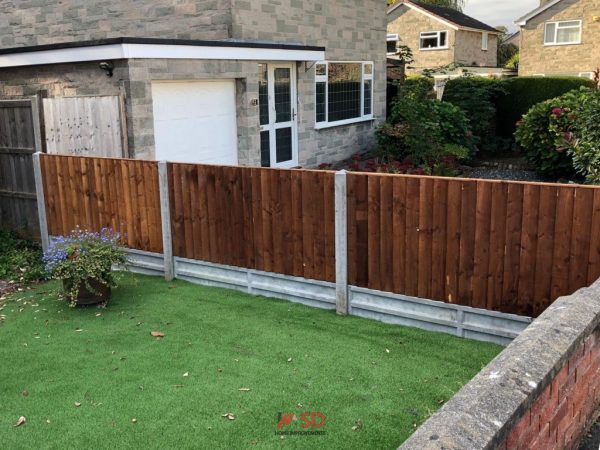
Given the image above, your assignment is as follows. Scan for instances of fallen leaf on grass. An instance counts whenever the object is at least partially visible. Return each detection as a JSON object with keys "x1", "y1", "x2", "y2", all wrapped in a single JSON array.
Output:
[
  {"x1": 14, "y1": 416, "x2": 26, "y2": 427},
  {"x1": 183, "y1": 372, "x2": 189, "y2": 377},
  {"x1": 238, "y1": 388, "x2": 251, "y2": 392},
  {"x1": 150, "y1": 331, "x2": 165, "y2": 338},
  {"x1": 74, "y1": 402, "x2": 81, "y2": 407},
  {"x1": 131, "y1": 418, "x2": 137, "y2": 424},
  {"x1": 351, "y1": 419, "x2": 363, "y2": 432},
  {"x1": 75, "y1": 328, "x2": 83, "y2": 332},
  {"x1": 22, "y1": 390, "x2": 29, "y2": 397},
  {"x1": 287, "y1": 357, "x2": 293, "y2": 363},
  {"x1": 221, "y1": 413, "x2": 235, "y2": 420},
  {"x1": 385, "y1": 348, "x2": 390, "y2": 354}
]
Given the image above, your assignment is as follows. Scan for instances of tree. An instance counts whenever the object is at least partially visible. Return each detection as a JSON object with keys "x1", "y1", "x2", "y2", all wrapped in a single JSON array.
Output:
[
  {"x1": 495, "y1": 26, "x2": 519, "y2": 68},
  {"x1": 387, "y1": 0, "x2": 466, "y2": 11}
]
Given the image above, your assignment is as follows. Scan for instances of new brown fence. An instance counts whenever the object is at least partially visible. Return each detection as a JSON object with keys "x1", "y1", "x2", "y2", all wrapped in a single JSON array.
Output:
[
  {"x1": 40, "y1": 154, "x2": 163, "y2": 253},
  {"x1": 168, "y1": 163, "x2": 335, "y2": 282},
  {"x1": 38, "y1": 154, "x2": 600, "y2": 317},
  {"x1": 348, "y1": 173, "x2": 600, "y2": 316}
]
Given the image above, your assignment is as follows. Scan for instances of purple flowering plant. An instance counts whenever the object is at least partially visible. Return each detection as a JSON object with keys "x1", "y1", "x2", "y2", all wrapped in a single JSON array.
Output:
[{"x1": 43, "y1": 227, "x2": 128, "y2": 305}]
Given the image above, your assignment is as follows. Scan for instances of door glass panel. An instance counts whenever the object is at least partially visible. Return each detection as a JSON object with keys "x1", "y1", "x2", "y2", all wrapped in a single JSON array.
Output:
[
  {"x1": 275, "y1": 128, "x2": 292, "y2": 163},
  {"x1": 258, "y1": 64, "x2": 269, "y2": 126},
  {"x1": 260, "y1": 130, "x2": 270, "y2": 167},
  {"x1": 274, "y1": 68, "x2": 291, "y2": 123}
]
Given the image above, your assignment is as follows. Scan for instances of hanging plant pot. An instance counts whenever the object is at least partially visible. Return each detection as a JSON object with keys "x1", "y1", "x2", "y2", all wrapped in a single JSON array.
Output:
[{"x1": 63, "y1": 278, "x2": 112, "y2": 306}]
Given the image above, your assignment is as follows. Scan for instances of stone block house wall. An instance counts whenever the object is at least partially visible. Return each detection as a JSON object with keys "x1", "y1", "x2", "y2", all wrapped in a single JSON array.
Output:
[
  {"x1": 388, "y1": 7, "x2": 456, "y2": 72},
  {"x1": 454, "y1": 30, "x2": 498, "y2": 67},
  {"x1": 0, "y1": 1, "x2": 233, "y2": 47},
  {"x1": 0, "y1": 0, "x2": 387, "y2": 167},
  {"x1": 519, "y1": 0, "x2": 600, "y2": 76}
]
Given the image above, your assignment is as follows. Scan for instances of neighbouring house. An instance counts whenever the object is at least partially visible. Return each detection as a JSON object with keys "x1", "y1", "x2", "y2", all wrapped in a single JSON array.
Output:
[
  {"x1": 516, "y1": 0, "x2": 600, "y2": 78},
  {"x1": 0, "y1": 1, "x2": 386, "y2": 168},
  {"x1": 387, "y1": 0, "x2": 501, "y2": 75},
  {"x1": 505, "y1": 31, "x2": 521, "y2": 48}
]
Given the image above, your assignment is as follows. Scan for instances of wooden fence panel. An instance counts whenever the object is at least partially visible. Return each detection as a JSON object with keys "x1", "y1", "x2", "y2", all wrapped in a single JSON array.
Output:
[
  {"x1": 40, "y1": 154, "x2": 162, "y2": 253},
  {"x1": 348, "y1": 173, "x2": 600, "y2": 316},
  {"x1": 168, "y1": 164, "x2": 335, "y2": 283},
  {"x1": 0, "y1": 100, "x2": 39, "y2": 234}
]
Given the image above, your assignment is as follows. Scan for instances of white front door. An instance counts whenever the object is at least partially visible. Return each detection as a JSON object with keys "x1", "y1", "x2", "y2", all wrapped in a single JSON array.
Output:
[
  {"x1": 151, "y1": 80, "x2": 238, "y2": 165},
  {"x1": 258, "y1": 63, "x2": 298, "y2": 168}
]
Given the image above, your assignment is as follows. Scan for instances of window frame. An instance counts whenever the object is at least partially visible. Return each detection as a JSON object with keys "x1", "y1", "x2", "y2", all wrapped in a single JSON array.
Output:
[
  {"x1": 481, "y1": 32, "x2": 489, "y2": 51},
  {"x1": 419, "y1": 30, "x2": 449, "y2": 50},
  {"x1": 314, "y1": 61, "x2": 374, "y2": 130},
  {"x1": 543, "y1": 20, "x2": 582, "y2": 46},
  {"x1": 387, "y1": 33, "x2": 400, "y2": 55}
]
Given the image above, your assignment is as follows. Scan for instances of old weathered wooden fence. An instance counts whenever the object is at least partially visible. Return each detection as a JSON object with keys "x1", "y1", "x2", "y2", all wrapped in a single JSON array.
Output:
[
  {"x1": 0, "y1": 99, "x2": 42, "y2": 233},
  {"x1": 37, "y1": 154, "x2": 600, "y2": 317}
]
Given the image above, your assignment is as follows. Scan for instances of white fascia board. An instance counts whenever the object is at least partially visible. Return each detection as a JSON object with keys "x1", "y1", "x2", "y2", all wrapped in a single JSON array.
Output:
[
  {"x1": 0, "y1": 43, "x2": 325, "y2": 68},
  {"x1": 516, "y1": 0, "x2": 563, "y2": 25}
]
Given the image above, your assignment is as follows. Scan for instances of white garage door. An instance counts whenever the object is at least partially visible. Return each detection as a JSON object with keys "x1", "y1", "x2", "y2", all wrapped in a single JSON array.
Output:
[{"x1": 151, "y1": 80, "x2": 238, "y2": 165}]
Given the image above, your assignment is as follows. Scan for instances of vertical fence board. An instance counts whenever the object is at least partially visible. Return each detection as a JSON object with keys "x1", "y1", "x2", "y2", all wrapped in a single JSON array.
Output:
[
  {"x1": 588, "y1": 190, "x2": 600, "y2": 285},
  {"x1": 472, "y1": 181, "x2": 492, "y2": 309}
]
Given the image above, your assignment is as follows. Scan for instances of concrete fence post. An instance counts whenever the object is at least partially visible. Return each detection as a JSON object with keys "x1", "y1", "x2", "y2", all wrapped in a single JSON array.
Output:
[
  {"x1": 158, "y1": 161, "x2": 174, "y2": 281},
  {"x1": 32, "y1": 152, "x2": 49, "y2": 252},
  {"x1": 335, "y1": 170, "x2": 349, "y2": 315}
]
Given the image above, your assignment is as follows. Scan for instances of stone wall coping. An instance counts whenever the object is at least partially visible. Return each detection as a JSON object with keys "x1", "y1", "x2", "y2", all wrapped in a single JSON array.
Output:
[{"x1": 399, "y1": 278, "x2": 600, "y2": 450}]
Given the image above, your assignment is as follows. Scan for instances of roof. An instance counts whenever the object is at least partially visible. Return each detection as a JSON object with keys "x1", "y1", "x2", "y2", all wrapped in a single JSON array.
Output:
[
  {"x1": 388, "y1": 0, "x2": 500, "y2": 34},
  {"x1": 0, "y1": 37, "x2": 325, "y2": 55},
  {"x1": 0, "y1": 37, "x2": 326, "y2": 69},
  {"x1": 515, "y1": 0, "x2": 563, "y2": 25}
]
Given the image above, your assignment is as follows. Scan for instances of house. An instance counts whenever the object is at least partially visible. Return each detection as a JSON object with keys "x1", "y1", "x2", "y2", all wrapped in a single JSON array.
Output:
[
  {"x1": 0, "y1": 1, "x2": 386, "y2": 168},
  {"x1": 387, "y1": 0, "x2": 500, "y2": 74},
  {"x1": 516, "y1": 0, "x2": 600, "y2": 78},
  {"x1": 505, "y1": 31, "x2": 521, "y2": 48}
]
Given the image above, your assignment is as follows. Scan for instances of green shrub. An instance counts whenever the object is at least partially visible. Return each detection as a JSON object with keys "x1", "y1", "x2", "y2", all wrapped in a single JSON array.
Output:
[
  {"x1": 442, "y1": 77, "x2": 507, "y2": 152},
  {"x1": 569, "y1": 90, "x2": 600, "y2": 184},
  {"x1": 496, "y1": 76, "x2": 595, "y2": 137},
  {"x1": 515, "y1": 88, "x2": 591, "y2": 178},
  {"x1": 377, "y1": 79, "x2": 475, "y2": 169},
  {"x1": 0, "y1": 229, "x2": 44, "y2": 284}
]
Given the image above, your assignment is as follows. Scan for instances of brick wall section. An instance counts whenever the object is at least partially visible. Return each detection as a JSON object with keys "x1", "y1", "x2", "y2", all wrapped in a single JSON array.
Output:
[
  {"x1": 399, "y1": 278, "x2": 600, "y2": 450},
  {"x1": 501, "y1": 330, "x2": 600, "y2": 450},
  {"x1": 519, "y1": 0, "x2": 600, "y2": 76},
  {"x1": 0, "y1": 0, "x2": 232, "y2": 47}
]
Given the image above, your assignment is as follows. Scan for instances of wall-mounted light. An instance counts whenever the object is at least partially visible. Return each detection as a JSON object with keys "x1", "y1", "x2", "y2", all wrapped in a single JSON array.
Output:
[
  {"x1": 99, "y1": 61, "x2": 114, "y2": 77},
  {"x1": 593, "y1": 15, "x2": 600, "y2": 22}
]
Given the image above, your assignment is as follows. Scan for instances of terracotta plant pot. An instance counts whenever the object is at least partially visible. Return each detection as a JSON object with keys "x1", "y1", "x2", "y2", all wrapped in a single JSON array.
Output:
[{"x1": 63, "y1": 278, "x2": 111, "y2": 306}]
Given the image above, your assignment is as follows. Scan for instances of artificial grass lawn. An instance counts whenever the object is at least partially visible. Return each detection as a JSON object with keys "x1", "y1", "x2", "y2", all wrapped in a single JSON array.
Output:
[{"x1": 0, "y1": 274, "x2": 502, "y2": 449}]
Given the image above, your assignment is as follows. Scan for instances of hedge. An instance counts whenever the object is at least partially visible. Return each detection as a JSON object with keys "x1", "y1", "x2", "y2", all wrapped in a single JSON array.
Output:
[{"x1": 495, "y1": 76, "x2": 595, "y2": 137}]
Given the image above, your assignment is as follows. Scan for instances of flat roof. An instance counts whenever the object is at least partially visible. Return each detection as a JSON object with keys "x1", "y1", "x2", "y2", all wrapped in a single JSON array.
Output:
[{"x1": 0, "y1": 37, "x2": 326, "y2": 68}]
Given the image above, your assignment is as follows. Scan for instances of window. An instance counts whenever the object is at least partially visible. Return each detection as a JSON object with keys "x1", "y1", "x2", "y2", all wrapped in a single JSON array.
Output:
[
  {"x1": 544, "y1": 20, "x2": 582, "y2": 45},
  {"x1": 315, "y1": 62, "x2": 374, "y2": 128},
  {"x1": 579, "y1": 72, "x2": 593, "y2": 79},
  {"x1": 387, "y1": 34, "x2": 399, "y2": 55},
  {"x1": 481, "y1": 32, "x2": 489, "y2": 50},
  {"x1": 420, "y1": 31, "x2": 448, "y2": 50}
]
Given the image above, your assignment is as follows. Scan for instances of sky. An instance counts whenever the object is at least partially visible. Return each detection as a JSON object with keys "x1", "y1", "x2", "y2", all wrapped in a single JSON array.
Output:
[{"x1": 464, "y1": 0, "x2": 540, "y2": 32}]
